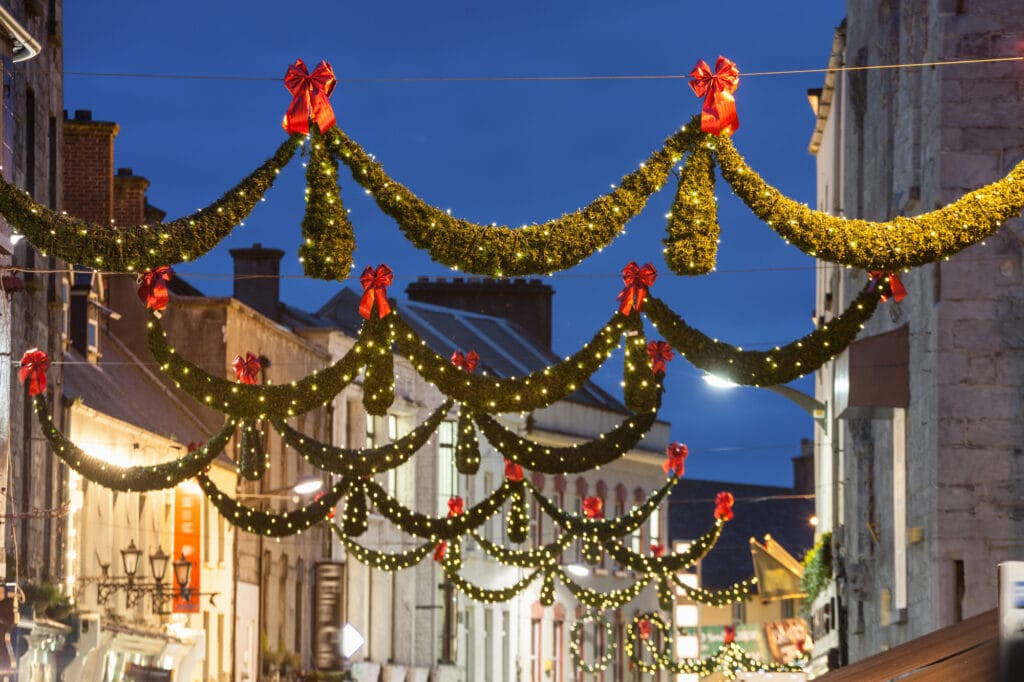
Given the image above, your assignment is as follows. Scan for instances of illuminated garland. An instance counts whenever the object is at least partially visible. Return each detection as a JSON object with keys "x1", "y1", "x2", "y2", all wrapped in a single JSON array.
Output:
[
  {"x1": 326, "y1": 123, "x2": 707, "y2": 277},
  {"x1": 329, "y1": 524, "x2": 436, "y2": 571},
  {"x1": 561, "y1": 570, "x2": 652, "y2": 610},
  {"x1": 238, "y1": 420, "x2": 268, "y2": 480},
  {"x1": 527, "y1": 476, "x2": 675, "y2": 540},
  {"x1": 626, "y1": 612, "x2": 672, "y2": 674},
  {"x1": 0, "y1": 136, "x2": 301, "y2": 271},
  {"x1": 569, "y1": 611, "x2": 616, "y2": 674},
  {"x1": 672, "y1": 574, "x2": 758, "y2": 606},
  {"x1": 664, "y1": 142, "x2": 719, "y2": 275},
  {"x1": 470, "y1": 531, "x2": 572, "y2": 567},
  {"x1": 361, "y1": 477, "x2": 514, "y2": 540},
  {"x1": 599, "y1": 518, "x2": 724, "y2": 573},
  {"x1": 148, "y1": 314, "x2": 365, "y2": 419},
  {"x1": 196, "y1": 473, "x2": 346, "y2": 537},
  {"x1": 392, "y1": 312, "x2": 635, "y2": 412},
  {"x1": 271, "y1": 400, "x2": 453, "y2": 475},
  {"x1": 361, "y1": 316, "x2": 395, "y2": 416},
  {"x1": 343, "y1": 484, "x2": 369, "y2": 537},
  {"x1": 33, "y1": 396, "x2": 236, "y2": 491},
  {"x1": 441, "y1": 548, "x2": 542, "y2": 604},
  {"x1": 644, "y1": 282, "x2": 884, "y2": 386},
  {"x1": 715, "y1": 135, "x2": 1024, "y2": 270},
  {"x1": 506, "y1": 482, "x2": 530, "y2": 543},
  {"x1": 300, "y1": 127, "x2": 355, "y2": 280},
  {"x1": 622, "y1": 319, "x2": 658, "y2": 413},
  {"x1": 455, "y1": 406, "x2": 481, "y2": 475},
  {"x1": 472, "y1": 406, "x2": 660, "y2": 473}
]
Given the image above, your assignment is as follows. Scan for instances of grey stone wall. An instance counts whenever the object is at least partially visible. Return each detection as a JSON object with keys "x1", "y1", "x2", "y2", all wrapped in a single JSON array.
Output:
[{"x1": 837, "y1": 0, "x2": 1024, "y2": 661}]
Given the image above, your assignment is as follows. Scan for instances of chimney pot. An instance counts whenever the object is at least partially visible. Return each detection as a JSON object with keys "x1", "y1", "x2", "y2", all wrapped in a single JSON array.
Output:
[
  {"x1": 73, "y1": 109, "x2": 92, "y2": 121},
  {"x1": 116, "y1": 167, "x2": 133, "y2": 176}
]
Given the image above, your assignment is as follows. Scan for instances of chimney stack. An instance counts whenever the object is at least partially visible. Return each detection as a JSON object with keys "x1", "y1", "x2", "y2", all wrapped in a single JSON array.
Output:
[
  {"x1": 792, "y1": 438, "x2": 814, "y2": 494},
  {"x1": 230, "y1": 243, "x2": 285, "y2": 321}
]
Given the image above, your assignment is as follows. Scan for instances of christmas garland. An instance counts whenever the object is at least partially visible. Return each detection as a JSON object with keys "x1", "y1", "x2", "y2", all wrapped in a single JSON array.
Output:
[
  {"x1": 471, "y1": 404, "x2": 661, "y2": 474},
  {"x1": 455, "y1": 406, "x2": 481, "y2": 475},
  {"x1": 329, "y1": 524, "x2": 436, "y2": 571},
  {"x1": 644, "y1": 282, "x2": 884, "y2": 386},
  {"x1": 440, "y1": 543, "x2": 542, "y2": 603},
  {"x1": 33, "y1": 395, "x2": 236, "y2": 491},
  {"x1": 569, "y1": 611, "x2": 617, "y2": 674},
  {"x1": 326, "y1": 122, "x2": 708, "y2": 277},
  {"x1": 672, "y1": 574, "x2": 758, "y2": 607},
  {"x1": 0, "y1": 136, "x2": 301, "y2": 271},
  {"x1": 196, "y1": 472, "x2": 346, "y2": 537},
  {"x1": 527, "y1": 477, "x2": 675, "y2": 540},
  {"x1": 715, "y1": 135, "x2": 1024, "y2": 271},
  {"x1": 148, "y1": 314, "x2": 364, "y2": 419},
  {"x1": 361, "y1": 315, "x2": 396, "y2": 415},
  {"x1": 664, "y1": 142, "x2": 720, "y2": 275},
  {"x1": 300, "y1": 126, "x2": 356, "y2": 280},
  {"x1": 626, "y1": 612, "x2": 673, "y2": 674},
  {"x1": 562, "y1": 570, "x2": 653, "y2": 610},
  {"x1": 391, "y1": 311, "x2": 637, "y2": 412},
  {"x1": 271, "y1": 400, "x2": 453, "y2": 475},
  {"x1": 238, "y1": 420, "x2": 268, "y2": 480},
  {"x1": 361, "y1": 477, "x2": 514, "y2": 540},
  {"x1": 470, "y1": 531, "x2": 573, "y2": 568},
  {"x1": 599, "y1": 519, "x2": 723, "y2": 573}
]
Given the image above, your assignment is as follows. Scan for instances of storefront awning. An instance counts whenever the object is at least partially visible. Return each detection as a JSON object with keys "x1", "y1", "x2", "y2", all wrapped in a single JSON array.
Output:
[{"x1": 840, "y1": 325, "x2": 908, "y2": 419}]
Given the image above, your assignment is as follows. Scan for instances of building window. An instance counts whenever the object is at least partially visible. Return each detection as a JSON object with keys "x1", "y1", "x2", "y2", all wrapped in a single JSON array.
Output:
[
  {"x1": 484, "y1": 608, "x2": 493, "y2": 682},
  {"x1": 531, "y1": 618, "x2": 542, "y2": 682},
  {"x1": 437, "y1": 420, "x2": 456, "y2": 515},
  {"x1": 551, "y1": 617, "x2": 563, "y2": 682},
  {"x1": 463, "y1": 608, "x2": 474, "y2": 681},
  {"x1": 501, "y1": 611, "x2": 511, "y2": 682},
  {"x1": 732, "y1": 599, "x2": 746, "y2": 624}
]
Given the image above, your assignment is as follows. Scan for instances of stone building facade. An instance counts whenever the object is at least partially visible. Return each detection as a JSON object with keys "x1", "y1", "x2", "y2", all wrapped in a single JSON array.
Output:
[{"x1": 809, "y1": 0, "x2": 1024, "y2": 670}]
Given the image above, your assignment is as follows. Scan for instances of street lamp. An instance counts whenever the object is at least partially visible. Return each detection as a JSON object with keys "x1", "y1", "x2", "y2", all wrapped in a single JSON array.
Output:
[
  {"x1": 173, "y1": 552, "x2": 194, "y2": 602},
  {"x1": 120, "y1": 539, "x2": 143, "y2": 586},
  {"x1": 237, "y1": 475, "x2": 324, "y2": 502},
  {"x1": 92, "y1": 542, "x2": 217, "y2": 613},
  {"x1": 701, "y1": 373, "x2": 828, "y2": 426}
]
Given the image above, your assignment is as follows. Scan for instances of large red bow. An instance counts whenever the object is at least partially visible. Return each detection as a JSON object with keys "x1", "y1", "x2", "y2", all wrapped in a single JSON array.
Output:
[
  {"x1": 232, "y1": 353, "x2": 261, "y2": 385},
  {"x1": 724, "y1": 625, "x2": 736, "y2": 645},
  {"x1": 358, "y1": 265, "x2": 394, "y2": 319},
  {"x1": 714, "y1": 491, "x2": 735, "y2": 522},
  {"x1": 617, "y1": 262, "x2": 657, "y2": 315},
  {"x1": 647, "y1": 341, "x2": 674, "y2": 375},
  {"x1": 868, "y1": 271, "x2": 907, "y2": 303},
  {"x1": 451, "y1": 350, "x2": 479, "y2": 373},
  {"x1": 637, "y1": 619, "x2": 652, "y2": 640},
  {"x1": 282, "y1": 59, "x2": 337, "y2": 135},
  {"x1": 18, "y1": 348, "x2": 49, "y2": 396},
  {"x1": 689, "y1": 56, "x2": 740, "y2": 136},
  {"x1": 583, "y1": 496, "x2": 603, "y2": 519},
  {"x1": 447, "y1": 496, "x2": 465, "y2": 517},
  {"x1": 433, "y1": 541, "x2": 447, "y2": 562},
  {"x1": 137, "y1": 266, "x2": 174, "y2": 311},
  {"x1": 663, "y1": 442, "x2": 688, "y2": 477},
  {"x1": 504, "y1": 459, "x2": 524, "y2": 482},
  {"x1": 650, "y1": 543, "x2": 666, "y2": 557}
]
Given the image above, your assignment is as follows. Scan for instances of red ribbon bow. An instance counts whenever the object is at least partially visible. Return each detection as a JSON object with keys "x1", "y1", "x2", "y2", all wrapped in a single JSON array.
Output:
[
  {"x1": 650, "y1": 543, "x2": 665, "y2": 557},
  {"x1": 689, "y1": 56, "x2": 741, "y2": 136},
  {"x1": 232, "y1": 353, "x2": 261, "y2": 385},
  {"x1": 637, "y1": 619, "x2": 652, "y2": 640},
  {"x1": 137, "y1": 266, "x2": 174, "y2": 311},
  {"x1": 663, "y1": 442, "x2": 689, "y2": 477},
  {"x1": 724, "y1": 625, "x2": 736, "y2": 645},
  {"x1": 187, "y1": 441, "x2": 205, "y2": 454},
  {"x1": 447, "y1": 496, "x2": 465, "y2": 517},
  {"x1": 647, "y1": 340, "x2": 674, "y2": 375},
  {"x1": 315, "y1": 491, "x2": 336, "y2": 520},
  {"x1": 282, "y1": 59, "x2": 337, "y2": 135},
  {"x1": 504, "y1": 459, "x2": 524, "y2": 482},
  {"x1": 617, "y1": 262, "x2": 657, "y2": 315},
  {"x1": 582, "y1": 496, "x2": 603, "y2": 519},
  {"x1": 451, "y1": 350, "x2": 480, "y2": 373},
  {"x1": 433, "y1": 541, "x2": 447, "y2": 562},
  {"x1": 868, "y1": 271, "x2": 907, "y2": 303},
  {"x1": 358, "y1": 264, "x2": 394, "y2": 319},
  {"x1": 714, "y1": 491, "x2": 735, "y2": 522},
  {"x1": 18, "y1": 348, "x2": 50, "y2": 396}
]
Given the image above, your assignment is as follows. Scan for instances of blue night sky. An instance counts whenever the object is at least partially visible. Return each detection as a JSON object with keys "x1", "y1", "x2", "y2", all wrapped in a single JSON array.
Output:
[{"x1": 64, "y1": 1, "x2": 848, "y2": 487}]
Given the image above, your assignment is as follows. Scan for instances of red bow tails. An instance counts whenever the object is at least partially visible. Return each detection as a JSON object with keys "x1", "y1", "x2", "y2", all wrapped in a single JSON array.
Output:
[
  {"x1": 689, "y1": 56, "x2": 740, "y2": 136},
  {"x1": 504, "y1": 459, "x2": 524, "y2": 482},
  {"x1": 232, "y1": 353, "x2": 261, "y2": 385},
  {"x1": 647, "y1": 340, "x2": 674, "y2": 375},
  {"x1": 617, "y1": 262, "x2": 657, "y2": 315},
  {"x1": 282, "y1": 59, "x2": 337, "y2": 135},
  {"x1": 869, "y1": 271, "x2": 908, "y2": 303},
  {"x1": 447, "y1": 496, "x2": 465, "y2": 517},
  {"x1": 583, "y1": 496, "x2": 604, "y2": 519},
  {"x1": 138, "y1": 266, "x2": 174, "y2": 311},
  {"x1": 663, "y1": 442, "x2": 689, "y2": 477},
  {"x1": 714, "y1": 491, "x2": 735, "y2": 522},
  {"x1": 358, "y1": 265, "x2": 394, "y2": 319},
  {"x1": 451, "y1": 350, "x2": 479, "y2": 373},
  {"x1": 19, "y1": 348, "x2": 50, "y2": 396}
]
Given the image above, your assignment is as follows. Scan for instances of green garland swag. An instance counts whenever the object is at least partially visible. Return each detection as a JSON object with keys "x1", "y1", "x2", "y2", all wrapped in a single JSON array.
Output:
[
  {"x1": 441, "y1": 555, "x2": 542, "y2": 604},
  {"x1": 672, "y1": 574, "x2": 758, "y2": 607},
  {"x1": 343, "y1": 484, "x2": 369, "y2": 537},
  {"x1": 361, "y1": 477, "x2": 514, "y2": 540},
  {"x1": 238, "y1": 420, "x2": 268, "y2": 480},
  {"x1": 330, "y1": 524, "x2": 436, "y2": 571},
  {"x1": 470, "y1": 531, "x2": 572, "y2": 568},
  {"x1": 455, "y1": 406, "x2": 481, "y2": 475},
  {"x1": 626, "y1": 612, "x2": 672, "y2": 674},
  {"x1": 715, "y1": 135, "x2": 1024, "y2": 271},
  {"x1": 300, "y1": 127, "x2": 356, "y2": 280},
  {"x1": 33, "y1": 395, "x2": 236, "y2": 491},
  {"x1": 471, "y1": 404, "x2": 661, "y2": 474},
  {"x1": 539, "y1": 570, "x2": 557, "y2": 606},
  {"x1": 622, "y1": 314, "x2": 659, "y2": 413},
  {"x1": 391, "y1": 311, "x2": 634, "y2": 412},
  {"x1": 196, "y1": 472, "x2": 345, "y2": 537},
  {"x1": 562, "y1": 570, "x2": 652, "y2": 610},
  {"x1": 271, "y1": 400, "x2": 454, "y2": 476},
  {"x1": 527, "y1": 476, "x2": 675, "y2": 541},
  {"x1": 0, "y1": 136, "x2": 301, "y2": 271},
  {"x1": 664, "y1": 142, "x2": 720, "y2": 275},
  {"x1": 569, "y1": 611, "x2": 617, "y2": 675},
  {"x1": 644, "y1": 282, "x2": 884, "y2": 386},
  {"x1": 361, "y1": 316, "x2": 396, "y2": 416},
  {"x1": 507, "y1": 483, "x2": 530, "y2": 544},
  {"x1": 326, "y1": 122, "x2": 708, "y2": 277},
  {"x1": 599, "y1": 518, "x2": 724, "y2": 573},
  {"x1": 148, "y1": 313, "x2": 364, "y2": 419}
]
